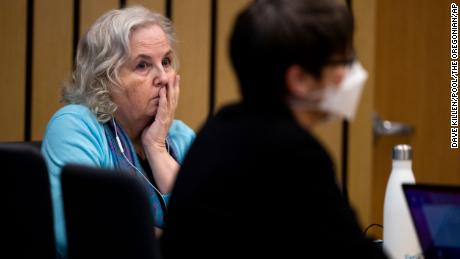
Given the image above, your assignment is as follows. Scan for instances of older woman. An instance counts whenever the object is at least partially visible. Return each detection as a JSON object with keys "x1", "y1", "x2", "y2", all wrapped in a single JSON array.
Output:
[{"x1": 41, "y1": 6, "x2": 195, "y2": 258}]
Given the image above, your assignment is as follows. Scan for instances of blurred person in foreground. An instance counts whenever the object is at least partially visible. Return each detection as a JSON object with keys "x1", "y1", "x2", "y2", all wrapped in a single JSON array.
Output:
[
  {"x1": 41, "y1": 6, "x2": 195, "y2": 258},
  {"x1": 162, "y1": 0, "x2": 387, "y2": 258}
]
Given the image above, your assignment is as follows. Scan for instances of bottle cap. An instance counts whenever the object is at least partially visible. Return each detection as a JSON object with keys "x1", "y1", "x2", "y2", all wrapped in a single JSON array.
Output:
[{"x1": 392, "y1": 144, "x2": 412, "y2": 160}]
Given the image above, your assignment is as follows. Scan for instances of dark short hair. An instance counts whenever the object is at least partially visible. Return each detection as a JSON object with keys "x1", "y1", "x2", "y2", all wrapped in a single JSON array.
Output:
[{"x1": 230, "y1": 0, "x2": 354, "y2": 105}]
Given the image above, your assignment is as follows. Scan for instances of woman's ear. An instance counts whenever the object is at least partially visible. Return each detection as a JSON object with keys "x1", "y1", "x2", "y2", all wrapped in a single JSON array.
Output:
[{"x1": 285, "y1": 65, "x2": 316, "y2": 99}]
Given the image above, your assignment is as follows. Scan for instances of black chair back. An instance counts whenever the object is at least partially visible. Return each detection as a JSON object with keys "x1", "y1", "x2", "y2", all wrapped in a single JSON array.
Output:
[
  {"x1": 0, "y1": 143, "x2": 56, "y2": 259},
  {"x1": 61, "y1": 164, "x2": 161, "y2": 259}
]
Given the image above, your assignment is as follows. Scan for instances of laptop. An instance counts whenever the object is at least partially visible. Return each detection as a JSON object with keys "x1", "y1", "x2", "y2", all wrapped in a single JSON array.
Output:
[{"x1": 402, "y1": 183, "x2": 460, "y2": 259}]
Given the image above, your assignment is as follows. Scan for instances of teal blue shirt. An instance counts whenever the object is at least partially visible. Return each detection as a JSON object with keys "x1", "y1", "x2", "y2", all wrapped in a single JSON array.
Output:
[{"x1": 41, "y1": 104, "x2": 195, "y2": 258}]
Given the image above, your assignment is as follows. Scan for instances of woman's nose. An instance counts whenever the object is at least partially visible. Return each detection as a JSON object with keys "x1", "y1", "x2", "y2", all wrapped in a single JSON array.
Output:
[{"x1": 154, "y1": 68, "x2": 168, "y2": 87}]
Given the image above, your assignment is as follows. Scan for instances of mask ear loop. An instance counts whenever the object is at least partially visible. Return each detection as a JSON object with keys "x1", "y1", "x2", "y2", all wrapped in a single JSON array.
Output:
[{"x1": 286, "y1": 86, "x2": 326, "y2": 111}]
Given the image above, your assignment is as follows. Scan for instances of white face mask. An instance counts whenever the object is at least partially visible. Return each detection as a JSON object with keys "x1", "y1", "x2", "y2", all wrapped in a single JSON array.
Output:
[
  {"x1": 319, "y1": 61, "x2": 368, "y2": 121},
  {"x1": 288, "y1": 61, "x2": 368, "y2": 121}
]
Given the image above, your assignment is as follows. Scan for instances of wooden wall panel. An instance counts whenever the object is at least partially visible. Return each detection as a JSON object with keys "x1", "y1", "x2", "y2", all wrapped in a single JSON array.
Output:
[
  {"x1": 173, "y1": 0, "x2": 211, "y2": 130},
  {"x1": 32, "y1": 0, "x2": 73, "y2": 140},
  {"x1": 80, "y1": 0, "x2": 119, "y2": 37},
  {"x1": 127, "y1": 0, "x2": 165, "y2": 14},
  {"x1": 371, "y1": 0, "x2": 459, "y2": 239},
  {"x1": 215, "y1": 0, "x2": 250, "y2": 110},
  {"x1": 0, "y1": 0, "x2": 27, "y2": 141}
]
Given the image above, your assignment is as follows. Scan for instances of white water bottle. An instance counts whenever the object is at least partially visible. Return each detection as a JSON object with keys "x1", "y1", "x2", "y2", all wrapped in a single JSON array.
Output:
[{"x1": 383, "y1": 144, "x2": 422, "y2": 259}]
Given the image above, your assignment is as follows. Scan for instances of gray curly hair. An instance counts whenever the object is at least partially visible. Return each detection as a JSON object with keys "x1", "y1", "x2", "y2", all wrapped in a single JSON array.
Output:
[{"x1": 61, "y1": 5, "x2": 177, "y2": 122}]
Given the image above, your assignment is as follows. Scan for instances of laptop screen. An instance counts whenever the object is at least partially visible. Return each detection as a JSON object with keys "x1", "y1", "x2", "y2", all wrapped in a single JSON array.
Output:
[{"x1": 402, "y1": 184, "x2": 460, "y2": 259}]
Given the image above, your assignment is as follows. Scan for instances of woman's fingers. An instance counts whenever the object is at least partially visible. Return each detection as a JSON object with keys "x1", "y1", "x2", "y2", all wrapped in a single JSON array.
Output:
[
  {"x1": 157, "y1": 87, "x2": 168, "y2": 122},
  {"x1": 159, "y1": 86, "x2": 167, "y2": 108},
  {"x1": 167, "y1": 74, "x2": 180, "y2": 112},
  {"x1": 173, "y1": 75, "x2": 180, "y2": 107}
]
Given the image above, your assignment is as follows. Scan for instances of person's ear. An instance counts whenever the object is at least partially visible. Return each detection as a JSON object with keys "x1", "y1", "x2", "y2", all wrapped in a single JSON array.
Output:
[{"x1": 285, "y1": 65, "x2": 317, "y2": 99}]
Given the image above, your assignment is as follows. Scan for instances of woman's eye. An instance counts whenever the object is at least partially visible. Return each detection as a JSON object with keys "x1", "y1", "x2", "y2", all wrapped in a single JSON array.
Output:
[
  {"x1": 136, "y1": 62, "x2": 151, "y2": 71},
  {"x1": 162, "y1": 57, "x2": 171, "y2": 67}
]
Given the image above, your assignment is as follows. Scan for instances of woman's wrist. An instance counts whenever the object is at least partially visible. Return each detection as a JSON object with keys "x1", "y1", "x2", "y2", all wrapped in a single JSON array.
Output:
[{"x1": 143, "y1": 138, "x2": 168, "y2": 154}]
